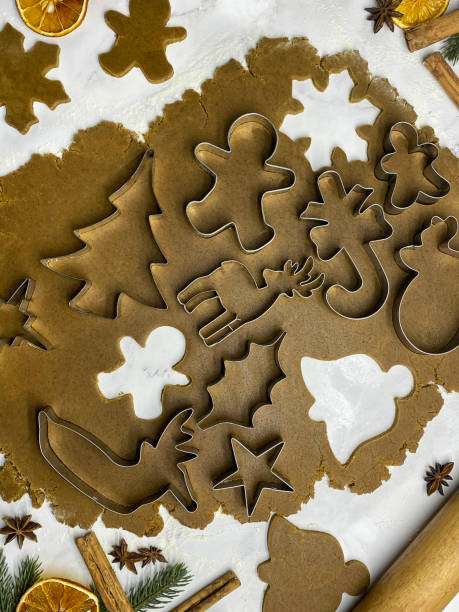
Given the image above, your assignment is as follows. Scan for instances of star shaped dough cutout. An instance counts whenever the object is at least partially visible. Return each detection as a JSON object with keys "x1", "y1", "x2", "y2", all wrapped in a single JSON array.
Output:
[
  {"x1": 0, "y1": 23, "x2": 69, "y2": 134},
  {"x1": 99, "y1": 0, "x2": 187, "y2": 83},
  {"x1": 214, "y1": 438, "x2": 293, "y2": 517}
]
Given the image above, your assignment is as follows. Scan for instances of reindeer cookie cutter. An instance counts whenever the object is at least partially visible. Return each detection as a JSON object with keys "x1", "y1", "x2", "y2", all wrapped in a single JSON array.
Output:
[
  {"x1": 303, "y1": 170, "x2": 393, "y2": 321},
  {"x1": 186, "y1": 112, "x2": 296, "y2": 253},
  {"x1": 394, "y1": 215, "x2": 459, "y2": 356},
  {"x1": 376, "y1": 122, "x2": 450, "y2": 214},
  {"x1": 177, "y1": 257, "x2": 324, "y2": 346},
  {"x1": 38, "y1": 406, "x2": 198, "y2": 514},
  {"x1": 213, "y1": 437, "x2": 293, "y2": 517}
]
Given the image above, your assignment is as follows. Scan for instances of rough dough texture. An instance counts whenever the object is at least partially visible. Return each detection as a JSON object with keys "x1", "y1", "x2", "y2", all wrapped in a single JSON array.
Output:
[{"x1": 0, "y1": 37, "x2": 457, "y2": 535}]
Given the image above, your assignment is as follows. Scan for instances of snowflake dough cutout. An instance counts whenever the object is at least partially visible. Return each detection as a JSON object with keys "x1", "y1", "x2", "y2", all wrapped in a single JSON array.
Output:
[
  {"x1": 99, "y1": 0, "x2": 187, "y2": 83},
  {"x1": 0, "y1": 23, "x2": 69, "y2": 134},
  {"x1": 301, "y1": 354, "x2": 414, "y2": 464},
  {"x1": 98, "y1": 326, "x2": 189, "y2": 420},
  {"x1": 280, "y1": 71, "x2": 379, "y2": 171}
]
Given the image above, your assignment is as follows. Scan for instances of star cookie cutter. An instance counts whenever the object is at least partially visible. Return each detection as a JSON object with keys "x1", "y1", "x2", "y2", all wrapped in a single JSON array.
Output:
[
  {"x1": 186, "y1": 112, "x2": 295, "y2": 253},
  {"x1": 38, "y1": 406, "x2": 198, "y2": 514},
  {"x1": 394, "y1": 215, "x2": 459, "y2": 355},
  {"x1": 213, "y1": 437, "x2": 293, "y2": 517},
  {"x1": 303, "y1": 170, "x2": 393, "y2": 320},
  {"x1": 376, "y1": 122, "x2": 450, "y2": 214}
]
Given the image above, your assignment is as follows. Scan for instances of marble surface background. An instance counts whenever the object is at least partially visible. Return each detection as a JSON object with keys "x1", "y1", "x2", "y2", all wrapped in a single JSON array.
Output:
[{"x1": 0, "y1": 1, "x2": 458, "y2": 610}]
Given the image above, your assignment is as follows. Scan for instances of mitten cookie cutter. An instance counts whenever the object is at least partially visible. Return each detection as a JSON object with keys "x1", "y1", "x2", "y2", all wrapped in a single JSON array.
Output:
[
  {"x1": 376, "y1": 122, "x2": 450, "y2": 214},
  {"x1": 394, "y1": 215, "x2": 459, "y2": 355},
  {"x1": 186, "y1": 112, "x2": 295, "y2": 253},
  {"x1": 213, "y1": 437, "x2": 293, "y2": 517},
  {"x1": 38, "y1": 406, "x2": 198, "y2": 514}
]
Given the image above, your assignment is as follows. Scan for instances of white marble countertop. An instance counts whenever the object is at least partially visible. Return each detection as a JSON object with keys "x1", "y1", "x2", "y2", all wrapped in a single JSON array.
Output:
[{"x1": 0, "y1": 1, "x2": 458, "y2": 611}]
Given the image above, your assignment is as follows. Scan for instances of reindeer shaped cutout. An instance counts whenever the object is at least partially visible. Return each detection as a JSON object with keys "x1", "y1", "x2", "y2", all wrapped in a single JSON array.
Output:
[{"x1": 177, "y1": 258, "x2": 324, "y2": 346}]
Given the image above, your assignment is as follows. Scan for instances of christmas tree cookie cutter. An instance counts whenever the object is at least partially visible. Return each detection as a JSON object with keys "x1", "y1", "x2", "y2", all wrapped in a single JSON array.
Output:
[
  {"x1": 213, "y1": 437, "x2": 293, "y2": 517},
  {"x1": 376, "y1": 122, "x2": 450, "y2": 214},
  {"x1": 186, "y1": 113, "x2": 295, "y2": 253},
  {"x1": 394, "y1": 215, "x2": 459, "y2": 355},
  {"x1": 302, "y1": 170, "x2": 393, "y2": 320},
  {"x1": 38, "y1": 406, "x2": 198, "y2": 514}
]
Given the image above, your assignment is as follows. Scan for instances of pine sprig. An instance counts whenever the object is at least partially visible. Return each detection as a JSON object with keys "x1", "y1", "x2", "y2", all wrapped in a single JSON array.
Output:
[
  {"x1": 0, "y1": 549, "x2": 43, "y2": 612},
  {"x1": 129, "y1": 563, "x2": 192, "y2": 611},
  {"x1": 92, "y1": 562, "x2": 192, "y2": 611},
  {"x1": 442, "y1": 33, "x2": 459, "y2": 65}
]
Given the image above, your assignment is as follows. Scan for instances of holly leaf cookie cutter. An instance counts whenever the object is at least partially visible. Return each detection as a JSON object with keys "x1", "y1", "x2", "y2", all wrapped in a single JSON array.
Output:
[{"x1": 38, "y1": 406, "x2": 198, "y2": 514}]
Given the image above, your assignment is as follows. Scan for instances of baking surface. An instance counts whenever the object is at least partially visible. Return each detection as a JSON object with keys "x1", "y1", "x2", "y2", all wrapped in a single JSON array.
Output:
[{"x1": 0, "y1": 0, "x2": 458, "y2": 611}]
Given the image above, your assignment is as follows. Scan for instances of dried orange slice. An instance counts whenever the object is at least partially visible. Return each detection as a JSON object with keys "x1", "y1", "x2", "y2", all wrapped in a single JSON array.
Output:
[
  {"x1": 392, "y1": 0, "x2": 449, "y2": 29},
  {"x1": 16, "y1": 577, "x2": 99, "y2": 612},
  {"x1": 15, "y1": 0, "x2": 88, "y2": 37}
]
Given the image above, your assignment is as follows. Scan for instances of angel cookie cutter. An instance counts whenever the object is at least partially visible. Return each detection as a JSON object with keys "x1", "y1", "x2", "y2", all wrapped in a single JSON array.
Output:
[
  {"x1": 38, "y1": 406, "x2": 198, "y2": 514},
  {"x1": 186, "y1": 112, "x2": 295, "y2": 253},
  {"x1": 213, "y1": 437, "x2": 293, "y2": 517},
  {"x1": 376, "y1": 122, "x2": 450, "y2": 214},
  {"x1": 394, "y1": 215, "x2": 459, "y2": 356}
]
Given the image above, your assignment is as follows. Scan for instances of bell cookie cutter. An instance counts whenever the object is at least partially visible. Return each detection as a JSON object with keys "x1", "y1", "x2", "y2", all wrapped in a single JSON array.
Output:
[
  {"x1": 213, "y1": 437, "x2": 293, "y2": 517},
  {"x1": 394, "y1": 215, "x2": 459, "y2": 355},
  {"x1": 186, "y1": 112, "x2": 295, "y2": 253},
  {"x1": 302, "y1": 170, "x2": 393, "y2": 320},
  {"x1": 38, "y1": 406, "x2": 198, "y2": 514},
  {"x1": 177, "y1": 257, "x2": 323, "y2": 346},
  {"x1": 376, "y1": 122, "x2": 450, "y2": 214}
]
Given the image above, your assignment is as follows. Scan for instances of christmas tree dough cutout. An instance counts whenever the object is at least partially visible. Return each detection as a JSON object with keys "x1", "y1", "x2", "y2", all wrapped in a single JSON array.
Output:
[
  {"x1": 0, "y1": 23, "x2": 69, "y2": 134},
  {"x1": 302, "y1": 170, "x2": 392, "y2": 320},
  {"x1": 98, "y1": 326, "x2": 189, "y2": 420},
  {"x1": 258, "y1": 516, "x2": 370, "y2": 612},
  {"x1": 38, "y1": 406, "x2": 197, "y2": 514},
  {"x1": 395, "y1": 216, "x2": 459, "y2": 355},
  {"x1": 302, "y1": 355, "x2": 414, "y2": 464},
  {"x1": 0, "y1": 279, "x2": 48, "y2": 351},
  {"x1": 178, "y1": 258, "x2": 323, "y2": 346},
  {"x1": 99, "y1": 0, "x2": 187, "y2": 83},
  {"x1": 187, "y1": 114, "x2": 295, "y2": 252},
  {"x1": 213, "y1": 439, "x2": 293, "y2": 517},
  {"x1": 43, "y1": 149, "x2": 167, "y2": 318}
]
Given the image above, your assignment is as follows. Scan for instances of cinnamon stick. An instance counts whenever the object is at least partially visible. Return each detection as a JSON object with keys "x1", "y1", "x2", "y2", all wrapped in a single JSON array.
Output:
[
  {"x1": 171, "y1": 570, "x2": 241, "y2": 612},
  {"x1": 405, "y1": 10, "x2": 459, "y2": 52},
  {"x1": 76, "y1": 531, "x2": 133, "y2": 612},
  {"x1": 424, "y1": 52, "x2": 459, "y2": 108}
]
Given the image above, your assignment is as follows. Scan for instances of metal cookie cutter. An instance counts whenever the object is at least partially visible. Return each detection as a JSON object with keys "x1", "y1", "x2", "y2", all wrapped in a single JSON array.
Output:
[
  {"x1": 213, "y1": 437, "x2": 293, "y2": 517},
  {"x1": 394, "y1": 215, "x2": 459, "y2": 355},
  {"x1": 38, "y1": 406, "x2": 198, "y2": 514},
  {"x1": 0, "y1": 278, "x2": 48, "y2": 351},
  {"x1": 186, "y1": 112, "x2": 296, "y2": 253},
  {"x1": 302, "y1": 170, "x2": 393, "y2": 320},
  {"x1": 376, "y1": 122, "x2": 450, "y2": 214}
]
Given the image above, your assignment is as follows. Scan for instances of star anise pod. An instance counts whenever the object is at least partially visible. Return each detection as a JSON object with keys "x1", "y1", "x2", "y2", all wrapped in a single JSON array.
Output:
[
  {"x1": 136, "y1": 545, "x2": 167, "y2": 568},
  {"x1": 425, "y1": 461, "x2": 454, "y2": 496},
  {"x1": 0, "y1": 515, "x2": 41, "y2": 549},
  {"x1": 109, "y1": 538, "x2": 142, "y2": 574},
  {"x1": 365, "y1": 0, "x2": 403, "y2": 33}
]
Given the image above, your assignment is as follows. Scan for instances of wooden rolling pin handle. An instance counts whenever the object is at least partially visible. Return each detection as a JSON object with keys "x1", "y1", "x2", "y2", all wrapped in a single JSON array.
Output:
[{"x1": 354, "y1": 488, "x2": 459, "y2": 612}]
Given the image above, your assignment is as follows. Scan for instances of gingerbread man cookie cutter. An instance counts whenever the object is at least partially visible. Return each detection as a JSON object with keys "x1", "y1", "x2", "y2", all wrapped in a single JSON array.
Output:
[
  {"x1": 394, "y1": 215, "x2": 459, "y2": 356},
  {"x1": 376, "y1": 122, "x2": 450, "y2": 214},
  {"x1": 186, "y1": 112, "x2": 295, "y2": 253},
  {"x1": 38, "y1": 406, "x2": 198, "y2": 514}
]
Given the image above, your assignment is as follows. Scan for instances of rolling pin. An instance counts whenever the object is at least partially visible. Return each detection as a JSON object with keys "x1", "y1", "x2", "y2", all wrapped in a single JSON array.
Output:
[{"x1": 354, "y1": 488, "x2": 459, "y2": 612}]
